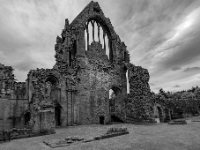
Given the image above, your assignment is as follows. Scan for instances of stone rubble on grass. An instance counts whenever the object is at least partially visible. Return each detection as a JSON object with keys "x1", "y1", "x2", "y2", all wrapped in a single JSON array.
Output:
[{"x1": 44, "y1": 127, "x2": 129, "y2": 148}]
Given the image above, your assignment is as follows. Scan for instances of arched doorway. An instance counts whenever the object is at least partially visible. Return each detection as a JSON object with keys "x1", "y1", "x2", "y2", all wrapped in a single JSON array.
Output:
[
  {"x1": 55, "y1": 103, "x2": 61, "y2": 126},
  {"x1": 109, "y1": 86, "x2": 124, "y2": 122},
  {"x1": 109, "y1": 87, "x2": 121, "y2": 113},
  {"x1": 157, "y1": 106, "x2": 163, "y2": 122},
  {"x1": 45, "y1": 75, "x2": 61, "y2": 126},
  {"x1": 24, "y1": 112, "x2": 31, "y2": 126}
]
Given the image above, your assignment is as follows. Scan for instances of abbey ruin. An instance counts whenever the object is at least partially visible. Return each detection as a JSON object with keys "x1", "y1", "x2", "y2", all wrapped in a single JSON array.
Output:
[{"x1": 1, "y1": 1, "x2": 199, "y2": 136}]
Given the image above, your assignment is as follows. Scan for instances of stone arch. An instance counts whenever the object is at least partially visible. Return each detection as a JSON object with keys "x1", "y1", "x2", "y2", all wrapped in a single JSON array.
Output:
[
  {"x1": 45, "y1": 75, "x2": 59, "y2": 85},
  {"x1": 109, "y1": 86, "x2": 122, "y2": 98},
  {"x1": 84, "y1": 17, "x2": 114, "y2": 62},
  {"x1": 153, "y1": 104, "x2": 164, "y2": 122},
  {"x1": 70, "y1": 2, "x2": 117, "y2": 62},
  {"x1": 44, "y1": 75, "x2": 60, "y2": 102},
  {"x1": 80, "y1": 12, "x2": 116, "y2": 37},
  {"x1": 44, "y1": 71, "x2": 61, "y2": 84},
  {"x1": 109, "y1": 86, "x2": 124, "y2": 122}
]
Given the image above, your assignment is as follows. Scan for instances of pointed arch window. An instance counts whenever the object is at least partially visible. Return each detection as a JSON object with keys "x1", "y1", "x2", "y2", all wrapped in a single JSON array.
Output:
[{"x1": 84, "y1": 19, "x2": 113, "y2": 62}]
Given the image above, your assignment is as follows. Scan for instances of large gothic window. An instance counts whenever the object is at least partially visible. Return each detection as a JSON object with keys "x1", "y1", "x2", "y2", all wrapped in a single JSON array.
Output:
[{"x1": 85, "y1": 19, "x2": 113, "y2": 62}]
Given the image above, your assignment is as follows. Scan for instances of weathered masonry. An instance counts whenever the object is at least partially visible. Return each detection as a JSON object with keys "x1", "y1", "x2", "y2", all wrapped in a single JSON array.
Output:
[{"x1": 0, "y1": 1, "x2": 151, "y2": 133}]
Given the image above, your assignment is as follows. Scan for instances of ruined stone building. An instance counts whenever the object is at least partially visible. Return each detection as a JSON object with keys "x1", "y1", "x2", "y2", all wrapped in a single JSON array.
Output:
[
  {"x1": 0, "y1": 63, "x2": 29, "y2": 131},
  {"x1": 0, "y1": 1, "x2": 151, "y2": 133}
]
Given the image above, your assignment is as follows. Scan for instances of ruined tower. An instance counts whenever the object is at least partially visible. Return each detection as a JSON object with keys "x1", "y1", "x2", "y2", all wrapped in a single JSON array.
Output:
[
  {"x1": 53, "y1": 1, "x2": 130, "y2": 125},
  {"x1": 0, "y1": 1, "x2": 151, "y2": 133}
]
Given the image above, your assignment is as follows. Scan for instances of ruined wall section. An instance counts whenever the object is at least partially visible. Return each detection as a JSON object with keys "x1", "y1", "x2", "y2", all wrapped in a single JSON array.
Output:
[
  {"x1": 0, "y1": 63, "x2": 29, "y2": 131},
  {"x1": 128, "y1": 64, "x2": 150, "y2": 97},
  {"x1": 27, "y1": 69, "x2": 63, "y2": 132},
  {"x1": 0, "y1": 63, "x2": 15, "y2": 99},
  {"x1": 121, "y1": 64, "x2": 153, "y2": 121},
  {"x1": 0, "y1": 63, "x2": 28, "y2": 100},
  {"x1": 77, "y1": 41, "x2": 126, "y2": 124},
  {"x1": 52, "y1": 1, "x2": 131, "y2": 124}
]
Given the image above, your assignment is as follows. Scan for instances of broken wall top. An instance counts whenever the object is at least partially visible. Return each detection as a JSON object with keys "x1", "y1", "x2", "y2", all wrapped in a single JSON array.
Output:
[{"x1": 55, "y1": 1, "x2": 130, "y2": 69}]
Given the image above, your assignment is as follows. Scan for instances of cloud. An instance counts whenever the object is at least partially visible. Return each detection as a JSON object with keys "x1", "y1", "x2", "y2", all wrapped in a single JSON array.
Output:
[
  {"x1": 183, "y1": 67, "x2": 200, "y2": 72},
  {"x1": 0, "y1": 0, "x2": 200, "y2": 92},
  {"x1": 0, "y1": 0, "x2": 88, "y2": 81},
  {"x1": 174, "y1": 85, "x2": 180, "y2": 88},
  {"x1": 171, "y1": 66, "x2": 182, "y2": 71}
]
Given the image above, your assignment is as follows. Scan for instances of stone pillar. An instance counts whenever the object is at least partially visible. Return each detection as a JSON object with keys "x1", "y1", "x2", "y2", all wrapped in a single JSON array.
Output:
[
  {"x1": 97, "y1": 23, "x2": 100, "y2": 43},
  {"x1": 76, "y1": 26, "x2": 86, "y2": 57},
  {"x1": 60, "y1": 79, "x2": 68, "y2": 126}
]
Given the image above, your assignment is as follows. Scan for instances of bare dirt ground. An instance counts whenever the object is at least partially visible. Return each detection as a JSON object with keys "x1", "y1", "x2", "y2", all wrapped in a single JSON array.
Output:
[{"x1": 0, "y1": 116, "x2": 200, "y2": 150}]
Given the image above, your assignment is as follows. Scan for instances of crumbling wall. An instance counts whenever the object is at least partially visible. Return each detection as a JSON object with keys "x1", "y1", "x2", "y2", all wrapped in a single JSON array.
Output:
[
  {"x1": 27, "y1": 69, "x2": 62, "y2": 133},
  {"x1": 0, "y1": 63, "x2": 15, "y2": 99},
  {"x1": 117, "y1": 64, "x2": 153, "y2": 122},
  {"x1": 0, "y1": 63, "x2": 29, "y2": 131},
  {"x1": 0, "y1": 1, "x2": 156, "y2": 129},
  {"x1": 53, "y1": 1, "x2": 130, "y2": 124}
]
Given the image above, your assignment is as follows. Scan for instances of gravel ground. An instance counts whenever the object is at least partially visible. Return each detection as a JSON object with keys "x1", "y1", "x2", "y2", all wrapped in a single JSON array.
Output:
[{"x1": 0, "y1": 116, "x2": 200, "y2": 150}]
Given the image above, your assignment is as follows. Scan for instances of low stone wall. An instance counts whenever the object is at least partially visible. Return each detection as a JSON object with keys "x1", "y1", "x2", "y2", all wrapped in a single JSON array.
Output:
[
  {"x1": 44, "y1": 127, "x2": 129, "y2": 148},
  {"x1": 0, "y1": 128, "x2": 55, "y2": 142}
]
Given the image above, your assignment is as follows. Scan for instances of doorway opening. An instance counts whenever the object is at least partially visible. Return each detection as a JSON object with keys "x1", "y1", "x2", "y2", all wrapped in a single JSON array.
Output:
[
  {"x1": 55, "y1": 104, "x2": 61, "y2": 126},
  {"x1": 99, "y1": 116, "x2": 105, "y2": 124},
  {"x1": 109, "y1": 87, "x2": 121, "y2": 113},
  {"x1": 24, "y1": 112, "x2": 31, "y2": 125},
  {"x1": 157, "y1": 107, "x2": 163, "y2": 121}
]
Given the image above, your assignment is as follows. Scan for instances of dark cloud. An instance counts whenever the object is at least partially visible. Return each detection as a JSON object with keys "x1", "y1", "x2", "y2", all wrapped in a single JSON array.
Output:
[
  {"x1": 183, "y1": 67, "x2": 200, "y2": 72},
  {"x1": 174, "y1": 85, "x2": 180, "y2": 88},
  {"x1": 171, "y1": 66, "x2": 182, "y2": 71},
  {"x1": 157, "y1": 30, "x2": 200, "y2": 73},
  {"x1": 1, "y1": 0, "x2": 200, "y2": 90}
]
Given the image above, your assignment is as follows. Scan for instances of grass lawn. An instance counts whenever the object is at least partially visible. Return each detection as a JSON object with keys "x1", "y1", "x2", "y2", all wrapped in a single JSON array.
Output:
[{"x1": 0, "y1": 116, "x2": 200, "y2": 150}]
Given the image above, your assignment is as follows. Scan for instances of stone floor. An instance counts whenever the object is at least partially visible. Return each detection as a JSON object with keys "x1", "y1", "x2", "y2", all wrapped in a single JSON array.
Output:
[{"x1": 0, "y1": 116, "x2": 200, "y2": 150}]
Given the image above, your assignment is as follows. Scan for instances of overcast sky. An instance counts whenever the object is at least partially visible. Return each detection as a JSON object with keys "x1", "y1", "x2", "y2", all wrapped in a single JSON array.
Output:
[{"x1": 0, "y1": 0, "x2": 200, "y2": 93}]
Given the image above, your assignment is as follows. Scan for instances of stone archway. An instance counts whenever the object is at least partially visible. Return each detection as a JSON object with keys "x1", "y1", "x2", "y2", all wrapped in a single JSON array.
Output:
[
  {"x1": 109, "y1": 86, "x2": 124, "y2": 122},
  {"x1": 84, "y1": 18, "x2": 113, "y2": 62},
  {"x1": 157, "y1": 107, "x2": 163, "y2": 121},
  {"x1": 45, "y1": 75, "x2": 60, "y2": 103},
  {"x1": 109, "y1": 86, "x2": 122, "y2": 112},
  {"x1": 45, "y1": 75, "x2": 61, "y2": 126}
]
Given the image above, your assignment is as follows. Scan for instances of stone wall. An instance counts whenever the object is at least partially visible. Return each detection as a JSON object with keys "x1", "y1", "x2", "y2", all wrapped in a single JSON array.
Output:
[
  {"x1": 0, "y1": 1, "x2": 155, "y2": 133},
  {"x1": 0, "y1": 99, "x2": 29, "y2": 131},
  {"x1": 0, "y1": 63, "x2": 29, "y2": 131},
  {"x1": 52, "y1": 1, "x2": 130, "y2": 125},
  {"x1": 116, "y1": 64, "x2": 153, "y2": 122}
]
